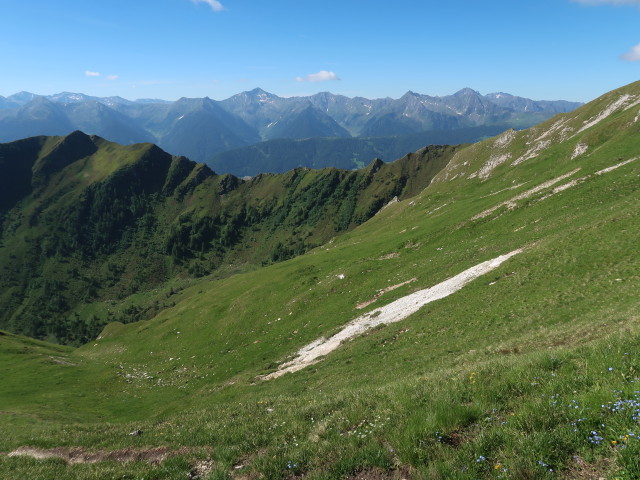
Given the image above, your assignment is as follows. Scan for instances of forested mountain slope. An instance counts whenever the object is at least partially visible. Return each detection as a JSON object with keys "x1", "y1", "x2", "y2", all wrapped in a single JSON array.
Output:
[{"x1": 0, "y1": 132, "x2": 455, "y2": 343}]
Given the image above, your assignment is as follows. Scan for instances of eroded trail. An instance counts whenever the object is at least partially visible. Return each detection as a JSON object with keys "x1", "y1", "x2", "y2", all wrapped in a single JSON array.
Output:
[
  {"x1": 5, "y1": 446, "x2": 216, "y2": 477},
  {"x1": 262, "y1": 249, "x2": 522, "y2": 380},
  {"x1": 7, "y1": 446, "x2": 177, "y2": 464}
]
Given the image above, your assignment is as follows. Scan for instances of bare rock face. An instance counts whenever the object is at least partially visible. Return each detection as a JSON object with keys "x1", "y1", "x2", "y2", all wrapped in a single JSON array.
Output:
[{"x1": 572, "y1": 142, "x2": 588, "y2": 159}]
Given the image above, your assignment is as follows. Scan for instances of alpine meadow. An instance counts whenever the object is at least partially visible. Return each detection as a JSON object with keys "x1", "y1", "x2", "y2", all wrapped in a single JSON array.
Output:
[
  {"x1": 1, "y1": 73, "x2": 640, "y2": 480},
  {"x1": 5, "y1": 0, "x2": 640, "y2": 477}
]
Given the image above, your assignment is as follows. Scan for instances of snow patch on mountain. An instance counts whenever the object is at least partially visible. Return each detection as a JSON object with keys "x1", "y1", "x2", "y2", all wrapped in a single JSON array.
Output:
[{"x1": 261, "y1": 249, "x2": 522, "y2": 380}]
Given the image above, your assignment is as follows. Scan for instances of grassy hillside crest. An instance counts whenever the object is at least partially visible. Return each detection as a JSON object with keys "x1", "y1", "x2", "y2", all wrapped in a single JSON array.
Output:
[{"x1": 1, "y1": 81, "x2": 640, "y2": 479}]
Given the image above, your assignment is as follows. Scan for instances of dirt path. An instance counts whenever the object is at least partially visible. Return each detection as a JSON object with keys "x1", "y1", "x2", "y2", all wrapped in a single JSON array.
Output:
[
  {"x1": 6, "y1": 446, "x2": 216, "y2": 477},
  {"x1": 7, "y1": 446, "x2": 177, "y2": 464},
  {"x1": 261, "y1": 249, "x2": 522, "y2": 380}
]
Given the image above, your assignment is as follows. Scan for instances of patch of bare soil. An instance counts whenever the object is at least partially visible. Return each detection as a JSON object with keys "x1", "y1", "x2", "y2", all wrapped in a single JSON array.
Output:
[
  {"x1": 564, "y1": 455, "x2": 615, "y2": 480},
  {"x1": 347, "y1": 466, "x2": 413, "y2": 480},
  {"x1": 230, "y1": 448, "x2": 267, "y2": 480},
  {"x1": 188, "y1": 458, "x2": 216, "y2": 479},
  {"x1": 378, "y1": 252, "x2": 400, "y2": 260},
  {"x1": 45, "y1": 356, "x2": 77, "y2": 366},
  {"x1": 7, "y1": 446, "x2": 186, "y2": 464}
]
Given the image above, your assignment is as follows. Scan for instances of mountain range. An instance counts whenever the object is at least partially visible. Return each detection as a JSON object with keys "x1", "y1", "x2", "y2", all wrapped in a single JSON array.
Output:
[
  {"x1": 0, "y1": 80, "x2": 639, "y2": 479},
  {"x1": 0, "y1": 88, "x2": 582, "y2": 174}
]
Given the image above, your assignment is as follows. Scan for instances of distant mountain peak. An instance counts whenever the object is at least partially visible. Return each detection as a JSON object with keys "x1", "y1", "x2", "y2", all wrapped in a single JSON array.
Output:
[
  {"x1": 9, "y1": 91, "x2": 38, "y2": 101},
  {"x1": 313, "y1": 91, "x2": 339, "y2": 98},
  {"x1": 174, "y1": 96, "x2": 213, "y2": 108},
  {"x1": 65, "y1": 129, "x2": 93, "y2": 140},
  {"x1": 265, "y1": 103, "x2": 351, "y2": 140},
  {"x1": 248, "y1": 87, "x2": 270, "y2": 96},
  {"x1": 243, "y1": 88, "x2": 279, "y2": 103},
  {"x1": 453, "y1": 88, "x2": 481, "y2": 97}
]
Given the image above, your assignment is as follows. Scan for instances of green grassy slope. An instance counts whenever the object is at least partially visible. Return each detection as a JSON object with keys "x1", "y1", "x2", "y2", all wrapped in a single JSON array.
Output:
[{"x1": 1, "y1": 81, "x2": 640, "y2": 479}]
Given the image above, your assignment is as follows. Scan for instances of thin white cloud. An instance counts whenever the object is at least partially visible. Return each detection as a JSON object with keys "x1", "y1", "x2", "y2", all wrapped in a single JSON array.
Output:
[
  {"x1": 295, "y1": 70, "x2": 340, "y2": 83},
  {"x1": 621, "y1": 43, "x2": 640, "y2": 61},
  {"x1": 572, "y1": 0, "x2": 640, "y2": 4},
  {"x1": 106, "y1": 74, "x2": 119, "y2": 81},
  {"x1": 191, "y1": 0, "x2": 225, "y2": 11},
  {"x1": 85, "y1": 70, "x2": 100, "y2": 77}
]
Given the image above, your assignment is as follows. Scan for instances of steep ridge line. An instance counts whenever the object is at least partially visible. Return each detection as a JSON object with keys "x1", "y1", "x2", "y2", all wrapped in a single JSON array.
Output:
[{"x1": 261, "y1": 249, "x2": 522, "y2": 380}]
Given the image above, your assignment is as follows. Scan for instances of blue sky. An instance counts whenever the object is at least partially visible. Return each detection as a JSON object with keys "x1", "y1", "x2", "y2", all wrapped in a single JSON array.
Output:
[{"x1": 1, "y1": 0, "x2": 638, "y2": 102}]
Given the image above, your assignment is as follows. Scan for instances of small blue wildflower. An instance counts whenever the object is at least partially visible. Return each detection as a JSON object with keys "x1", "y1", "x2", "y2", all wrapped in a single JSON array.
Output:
[{"x1": 589, "y1": 431, "x2": 604, "y2": 445}]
